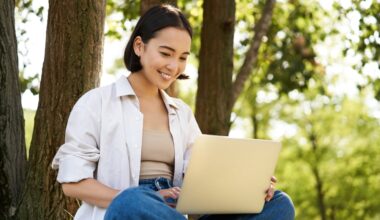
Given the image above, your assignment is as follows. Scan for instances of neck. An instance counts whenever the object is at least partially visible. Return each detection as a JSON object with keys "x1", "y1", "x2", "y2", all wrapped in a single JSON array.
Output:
[{"x1": 127, "y1": 72, "x2": 160, "y2": 98}]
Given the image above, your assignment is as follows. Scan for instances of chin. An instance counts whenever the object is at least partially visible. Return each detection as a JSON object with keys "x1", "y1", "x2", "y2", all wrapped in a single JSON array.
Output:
[{"x1": 157, "y1": 82, "x2": 172, "y2": 90}]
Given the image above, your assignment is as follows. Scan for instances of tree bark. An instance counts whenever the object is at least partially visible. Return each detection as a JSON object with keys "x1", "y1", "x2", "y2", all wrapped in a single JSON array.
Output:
[
  {"x1": 195, "y1": 0, "x2": 236, "y2": 135},
  {"x1": 0, "y1": 1, "x2": 27, "y2": 219},
  {"x1": 195, "y1": 0, "x2": 276, "y2": 135},
  {"x1": 16, "y1": 0, "x2": 106, "y2": 219}
]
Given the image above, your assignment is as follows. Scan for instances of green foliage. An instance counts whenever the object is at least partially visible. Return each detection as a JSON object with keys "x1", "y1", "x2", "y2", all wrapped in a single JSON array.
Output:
[
  {"x1": 17, "y1": 0, "x2": 45, "y2": 22},
  {"x1": 105, "y1": 0, "x2": 140, "y2": 39},
  {"x1": 335, "y1": 0, "x2": 380, "y2": 63},
  {"x1": 262, "y1": 0, "x2": 327, "y2": 94},
  {"x1": 19, "y1": 70, "x2": 39, "y2": 94},
  {"x1": 23, "y1": 109, "x2": 35, "y2": 158},
  {"x1": 234, "y1": 1, "x2": 380, "y2": 219},
  {"x1": 16, "y1": 1, "x2": 45, "y2": 95},
  {"x1": 334, "y1": 0, "x2": 380, "y2": 100},
  {"x1": 276, "y1": 92, "x2": 380, "y2": 219},
  {"x1": 179, "y1": 0, "x2": 203, "y2": 60},
  {"x1": 235, "y1": 0, "x2": 328, "y2": 138}
]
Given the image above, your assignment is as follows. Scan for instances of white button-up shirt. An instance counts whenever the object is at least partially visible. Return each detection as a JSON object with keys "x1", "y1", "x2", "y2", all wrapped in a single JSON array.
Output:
[{"x1": 52, "y1": 76, "x2": 201, "y2": 220}]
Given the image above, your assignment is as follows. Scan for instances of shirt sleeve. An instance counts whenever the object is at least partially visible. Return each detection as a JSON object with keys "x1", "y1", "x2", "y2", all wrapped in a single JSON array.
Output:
[{"x1": 51, "y1": 92, "x2": 101, "y2": 183}]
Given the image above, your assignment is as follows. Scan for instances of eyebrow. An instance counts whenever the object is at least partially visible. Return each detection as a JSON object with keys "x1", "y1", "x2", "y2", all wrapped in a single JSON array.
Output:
[{"x1": 159, "y1": 45, "x2": 190, "y2": 55}]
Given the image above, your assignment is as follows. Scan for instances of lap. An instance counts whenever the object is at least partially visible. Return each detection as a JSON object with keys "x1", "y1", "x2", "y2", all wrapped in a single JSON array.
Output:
[
  {"x1": 105, "y1": 186, "x2": 186, "y2": 220},
  {"x1": 105, "y1": 179, "x2": 294, "y2": 220},
  {"x1": 199, "y1": 190, "x2": 295, "y2": 220}
]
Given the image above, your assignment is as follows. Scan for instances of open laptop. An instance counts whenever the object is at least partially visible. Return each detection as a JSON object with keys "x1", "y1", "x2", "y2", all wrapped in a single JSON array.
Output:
[{"x1": 176, "y1": 134, "x2": 282, "y2": 214}]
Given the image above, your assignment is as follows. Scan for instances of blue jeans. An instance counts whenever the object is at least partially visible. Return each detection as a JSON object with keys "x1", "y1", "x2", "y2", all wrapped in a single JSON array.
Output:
[{"x1": 104, "y1": 177, "x2": 295, "y2": 220}]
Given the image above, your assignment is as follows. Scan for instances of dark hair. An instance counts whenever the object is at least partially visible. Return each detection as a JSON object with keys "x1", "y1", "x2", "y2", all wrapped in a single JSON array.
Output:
[{"x1": 124, "y1": 4, "x2": 192, "y2": 80}]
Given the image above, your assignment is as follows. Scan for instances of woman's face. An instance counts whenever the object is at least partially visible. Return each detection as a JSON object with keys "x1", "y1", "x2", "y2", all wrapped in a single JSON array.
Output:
[{"x1": 134, "y1": 27, "x2": 191, "y2": 90}]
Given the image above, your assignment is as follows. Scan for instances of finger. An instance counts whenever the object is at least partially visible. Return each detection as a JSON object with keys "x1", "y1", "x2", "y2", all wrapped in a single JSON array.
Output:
[
  {"x1": 265, "y1": 191, "x2": 274, "y2": 201},
  {"x1": 167, "y1": 189, "x2": 179, "y2": 199},
  {"x1": 171, "y1": 187, "x2": 181, "y2": 196},
  {"x1": 166, "y1": 202, "x2": 176, "y2": 208},
  {"x1": 266, "y1": 183, "x2": 275, "y2": 193},
  {"x1": 172, "y1": 187, "x2": 181, "y2": 192},
  {"x1": 159, "y1": 190, "x2": 176, "y2": 199},
  {"x1": 271, "y1": 176, "x2": 277, "y2": 183},
  {"x1": 265, "y1": 185, "x2": 275, "y2": 201},
  {"x1": 171, "y1": 187, "x2": 181, "y2": 194}
]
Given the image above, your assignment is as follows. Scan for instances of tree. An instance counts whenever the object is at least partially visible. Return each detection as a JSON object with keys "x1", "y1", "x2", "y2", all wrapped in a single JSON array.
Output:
[
  {"x1": 274, "y1": 85, "x2": 380, "y2": 219},
  {"x1": 0, "y1": 0, "x2": 27, "y2": 219},
  {"x1": 236, "y1": 0, "x2": 327, "y2": 138},
  {"x1": 16, "y1": 0, "x2": 106, "y2": 219},
  {"x1": 195, "y1": 0, "x2": 276, "y2": 135}
]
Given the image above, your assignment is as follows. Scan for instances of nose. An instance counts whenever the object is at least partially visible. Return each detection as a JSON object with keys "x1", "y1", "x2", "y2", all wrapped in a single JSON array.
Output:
[{"x1": 166, "y1": 59, "x2": 179, "y2": 73}]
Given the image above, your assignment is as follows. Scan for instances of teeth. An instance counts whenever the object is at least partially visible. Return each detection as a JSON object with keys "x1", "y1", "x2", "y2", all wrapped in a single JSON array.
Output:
[{"x1": 159, "y1": 71, "x2": 172, "y2": 80}]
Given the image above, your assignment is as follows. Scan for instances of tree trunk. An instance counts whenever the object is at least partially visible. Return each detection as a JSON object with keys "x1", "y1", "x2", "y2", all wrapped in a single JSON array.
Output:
[
  {"x1": 195, "y1": 0, "x2": 235, "y2": 135},
  {"x1": 16, "y1": 0, "x2": 106, "y2": 219},
  {"x1": 195, "y1": 0, "x2": 276, "y2": 135},
  {"x1": 251, "y1": 113, "x2": 259, "y2": 139},
  {"x1": 140, "y1": 0, "x2": 179, "y2": 97},
  {"x1": 312, "y1": 166, "x2": 327, "y2": 220},
  {"x1": 0, "y1": 1, "x2": 27, "y2": 219},
  {"x1": 309, "y1": 130, "x2": 327, "y2": 220}
]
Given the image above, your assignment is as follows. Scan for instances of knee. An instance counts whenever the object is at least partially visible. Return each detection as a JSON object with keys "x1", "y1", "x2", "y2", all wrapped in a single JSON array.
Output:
[{"x1": 273, "y1": 191, "x2": 295, "y2": 219}]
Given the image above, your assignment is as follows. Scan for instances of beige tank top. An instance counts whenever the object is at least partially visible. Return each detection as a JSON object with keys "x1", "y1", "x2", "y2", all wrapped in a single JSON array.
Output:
[{"x1": 139, "y1": 130, "x2": 175, "y2": 180}]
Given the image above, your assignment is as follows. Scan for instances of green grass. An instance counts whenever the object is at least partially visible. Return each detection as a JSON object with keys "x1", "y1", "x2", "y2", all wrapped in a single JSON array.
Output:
[{"x1": 24, "y1": 109, "x2": 35, "y2": 158}]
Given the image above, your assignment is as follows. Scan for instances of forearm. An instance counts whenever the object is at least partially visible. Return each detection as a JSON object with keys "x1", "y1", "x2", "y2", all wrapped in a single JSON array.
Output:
[{"x1": 62, "y1": 178, "x2": 119, "y2": 208}]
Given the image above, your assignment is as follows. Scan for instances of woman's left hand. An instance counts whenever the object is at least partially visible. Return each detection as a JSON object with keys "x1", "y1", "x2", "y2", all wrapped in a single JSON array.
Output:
[{"x1": 265, "y1": 176, "x2": 277, "y2": 202}]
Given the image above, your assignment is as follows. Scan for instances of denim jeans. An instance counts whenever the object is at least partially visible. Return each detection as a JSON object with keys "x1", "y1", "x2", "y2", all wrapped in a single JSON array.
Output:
[{"x1": 104, "y1": 177, "x2": 295, "y2": 220}]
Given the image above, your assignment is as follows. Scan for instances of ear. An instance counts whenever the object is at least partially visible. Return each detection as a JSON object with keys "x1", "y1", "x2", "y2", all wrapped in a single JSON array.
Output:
[{"x1": 133, "y1": 36, "x2": 144, "y2": 57}]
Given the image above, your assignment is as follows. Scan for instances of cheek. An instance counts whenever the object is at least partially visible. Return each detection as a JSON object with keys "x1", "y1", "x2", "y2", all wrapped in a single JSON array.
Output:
[
  {"x1": 147, "y1": 53, "x2": 164, "y2": 67},
  {"x1": 141, "y1": 54, "x2": 158, "y2": 69}
]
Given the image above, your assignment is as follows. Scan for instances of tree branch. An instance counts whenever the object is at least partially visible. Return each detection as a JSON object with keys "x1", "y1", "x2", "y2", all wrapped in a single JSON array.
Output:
[{"x1": 231, "y1": 0, "x2": 276, "y2": 105}]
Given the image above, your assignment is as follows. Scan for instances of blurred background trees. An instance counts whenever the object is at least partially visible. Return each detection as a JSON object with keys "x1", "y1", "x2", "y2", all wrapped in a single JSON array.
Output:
[{"x1": 1, "y1": 0, "x2": 379, "y2": 219}]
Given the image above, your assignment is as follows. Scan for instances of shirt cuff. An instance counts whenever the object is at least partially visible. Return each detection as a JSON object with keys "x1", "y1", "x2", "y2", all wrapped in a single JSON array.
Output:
[{"x1": 56, "y1": 155, "x2": 97, "y2": 183}]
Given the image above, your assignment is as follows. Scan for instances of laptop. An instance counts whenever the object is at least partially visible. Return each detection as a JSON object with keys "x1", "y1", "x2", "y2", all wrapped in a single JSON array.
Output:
[{"x1": 176, "y1": 134, "x2": 282, "y2": 214}]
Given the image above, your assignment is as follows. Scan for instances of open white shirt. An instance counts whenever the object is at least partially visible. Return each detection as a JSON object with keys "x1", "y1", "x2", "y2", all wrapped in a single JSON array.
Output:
[{"x1": 52, "y1": 76, "x2": 201, "y2": 220}]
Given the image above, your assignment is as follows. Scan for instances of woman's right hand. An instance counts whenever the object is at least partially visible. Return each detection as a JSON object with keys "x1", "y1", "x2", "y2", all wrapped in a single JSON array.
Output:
[{"x1": 158, "y1": 187, "x2": 181, "y2": 207}]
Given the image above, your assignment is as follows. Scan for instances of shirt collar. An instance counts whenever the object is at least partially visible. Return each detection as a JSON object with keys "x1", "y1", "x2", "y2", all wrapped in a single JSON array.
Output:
[
  {"x1": 115, "y1": 76, "x2": 179, "y2": 112},
  {"x1": 160, "y1": 89, "x2": 179, "y2": 113},
  {"x1": 115, "y1": 76, "x2": 136, "y2": 97}
]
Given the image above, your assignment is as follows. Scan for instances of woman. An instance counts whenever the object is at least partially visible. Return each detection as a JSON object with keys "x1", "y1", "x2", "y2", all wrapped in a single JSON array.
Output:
[{"x1": 52, "y1": 4, "x2": 295, "y2": 220}]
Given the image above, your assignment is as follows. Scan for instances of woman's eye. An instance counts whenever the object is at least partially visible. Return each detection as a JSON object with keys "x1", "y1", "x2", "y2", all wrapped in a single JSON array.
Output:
[
  {"x1": 160, "y1": 52, "x2": 170, "y2": 57},
  {"x1": 180, "y1": 57, "x2": 187, "y2": 61}
]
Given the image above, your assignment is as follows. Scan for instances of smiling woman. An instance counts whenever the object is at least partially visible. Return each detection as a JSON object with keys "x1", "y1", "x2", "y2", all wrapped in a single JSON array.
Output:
[
  {"x1": 51, "y1": 4, "x2": 201, "y2": 220},
  {"x1": 51, "y1": 4, "x2": 294, "y2": 220}
]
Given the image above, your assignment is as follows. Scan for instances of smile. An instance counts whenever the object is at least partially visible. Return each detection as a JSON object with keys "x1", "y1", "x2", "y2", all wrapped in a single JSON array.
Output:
[{"x1": 159, "y1": 71, "x2": 172, "y2": 80}]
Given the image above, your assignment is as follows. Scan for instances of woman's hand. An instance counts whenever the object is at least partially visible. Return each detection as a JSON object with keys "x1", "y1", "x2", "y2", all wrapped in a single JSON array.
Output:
[
  {"x1": 265, "y1": 176, "x2": 277, "y2": 202},
  {"x1": 158, "y1": 187, "x2": 181, "y2": 207}
]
